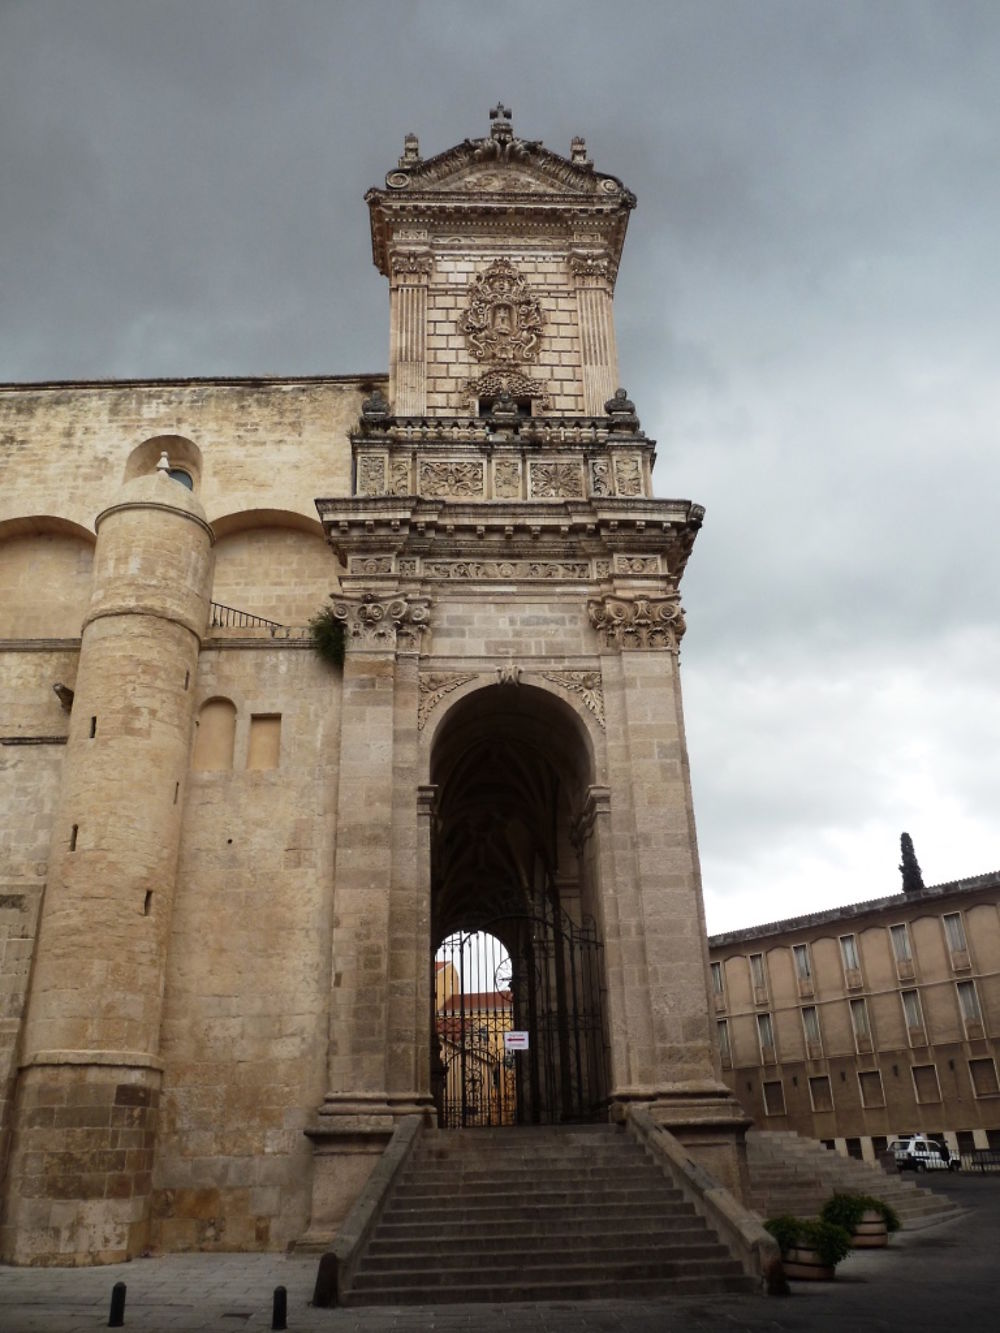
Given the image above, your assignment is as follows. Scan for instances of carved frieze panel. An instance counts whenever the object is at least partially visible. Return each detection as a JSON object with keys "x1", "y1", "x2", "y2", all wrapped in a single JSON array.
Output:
[
  {"x1": 417, "y1": 672, "x2": 478, "y2": 730},
  {"x1": 466, "y1": 368, "x2": 549, "y2": 412},
  {"x1": 493, "y1": 458, "x2": 522, "y2": 498},
  {"x1": 418, "y1": 460, "x2": 485, "y2": 498},
  {"x1": 348, "y1": 556, "x2": 393, "y2": 576},
  {"x1": 389, "y1": 458, "x2": 411, "y2": 496},
  {"x1": 541, "y1": 670, "x2": 605, "y2": 729},
  {"x1": 331, "y1": 593, "x2": 430, "y2": 651},
  {"x1": 462, "y1": 258, "x2": 544, "y2": 364},
  {"x1": 588, "y1": 594, "x2": 686, "y2": 652},
  {"x1": 613, "y1": 456, "x2": 643, "y2": 497},
  {"x1": 356, "y1": 455, "x2": 387, "y2": 497},
  {"x1": 590, "y1": 457, "x2": 612, "y2": 497},
  {"x1": 613, "y1": 554, "x2": 660, "y2": 575},
  {"x1": 529, "y1": 460, "x2": 585, "y2": 499},
  {"x1": 421, "y1": 559, "x2": 590, "y2": 581},
  {"x1": 398, "y1": 558, "x2": 418, "y2": 577}
]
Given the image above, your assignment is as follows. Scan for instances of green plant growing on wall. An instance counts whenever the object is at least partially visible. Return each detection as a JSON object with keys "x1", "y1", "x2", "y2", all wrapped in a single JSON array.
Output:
[
  {"x1": 309, "y1": 607, "x2": 346, "y2": 668},
  {"x1": 820, "y1": 1193, "x2": 901, "y2": 1234}
]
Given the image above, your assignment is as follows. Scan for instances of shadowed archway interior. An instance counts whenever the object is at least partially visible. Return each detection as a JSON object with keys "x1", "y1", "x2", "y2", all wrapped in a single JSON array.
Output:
[{"x1": 429, "y1": 685, "x2": 608, "y2": 1126}]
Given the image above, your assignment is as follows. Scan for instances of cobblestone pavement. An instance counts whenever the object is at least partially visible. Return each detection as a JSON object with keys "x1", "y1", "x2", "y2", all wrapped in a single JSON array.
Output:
[{"x1": 0, "y1": 1174, "x2": 994, "y2": 1332}]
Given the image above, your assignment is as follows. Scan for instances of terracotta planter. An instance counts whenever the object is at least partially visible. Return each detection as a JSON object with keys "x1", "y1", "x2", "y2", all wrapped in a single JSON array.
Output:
[
  {"x1": 851, "y1": 1208, "x2": 888, "y2": 1248},
  {"x1": 783, "y1": 1246, "x2": 836, "y2": 1280}
]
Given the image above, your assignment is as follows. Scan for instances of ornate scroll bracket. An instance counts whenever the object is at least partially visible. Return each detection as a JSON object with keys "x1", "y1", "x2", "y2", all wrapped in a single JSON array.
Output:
[
  {"x1": 541, "y1": 671, "x2": 605, "y2": 729},
  {"x1": 570, "y1": 784, "x2": 611, "y2": 850},
  {"x1": 587, "y1": 594, "x2": 686, "y2": 653},
  {"x1": 330, "y1": 592, "x2": 430, "y2": 652},
  {"x1": 417, "y1": 673, "x2": 477, "y2": 730}
]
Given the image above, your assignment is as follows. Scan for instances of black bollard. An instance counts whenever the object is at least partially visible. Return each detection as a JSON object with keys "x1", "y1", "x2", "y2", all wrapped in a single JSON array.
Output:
[
  {"x1": 312, "y1": 1252, "x2": 338, "y2": 1307},
  {"x1": 108, "y1": 1280, "x2": 127, "y2": 1327},
  {"x1": 271, "y1": 1284, "x2": 288, "y2": 1331}
]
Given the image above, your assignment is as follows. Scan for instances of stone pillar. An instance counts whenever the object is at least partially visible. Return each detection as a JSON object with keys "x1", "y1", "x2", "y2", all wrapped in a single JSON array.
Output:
[
  {"x1": 304, "y1": 593, "x2": 430, "y2": 1246},
  {"x1": 589, "y1": 591, "x2": 751, "y2": 1200},
  {"x1": 571, "y1": 253, "x2": 620, "y2": 415},
  {"x1": 388, "y1": 251, "x2": 431, "y2": 416},
  {"x1": 1, "y1": 470, "x2": 214, "y2": 1265}
]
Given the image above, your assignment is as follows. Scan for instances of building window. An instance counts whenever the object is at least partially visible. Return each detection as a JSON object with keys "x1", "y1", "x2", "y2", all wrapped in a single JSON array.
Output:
[
  {"x1": 793, "y1": 944, "x2": 812, "y2": 980},
  {"x1": 762, "y1": 1080, "x2": 786, "y2": 1116},
  {"x1": 756, "y1": 1012, "x2": 776, "y2": 1063},
  {"x1": 167, "y1": 467, "x2": 194, "y2": 490},
  {"x1": 809, "y1": 1075, "x2": 834, "y2": 1113},
  {"x1": 901, "y1": 988, "x2": 926, "y2": 1041},
  {"x1": 956, "y1": 980, "x2": 983, "y2": 1028},
  {"x1": 890, "y1": 923, "x2": 912, "y2": 963},
  {"x1": 850, "y1": 997, "x2": 872, "y2": 1049},
  {"x1": 710, "y1": 961, "x2": 724, "y2": 994},
  {"x1": 749, "y1": 952, "x2": 768, "y2": 1003},
  {"x1": 912, "y1": 1063, "x2": 941, "y2": 1104},
  {"x1": 840, "y1": 933, "x2": 860, "y2": 971},
  {"x1": 969, "y1": 1058, "x2": 1000, "y2": 1098},
  {"x1": 943, "y1": 912, "x2": 967, "y2": 953},
  {"x1": 717, "y1": 1019, "x2": 732, "y2": 1069},
  {"x1": 802, "y1": 1005, "x2": 822, "y2": 1055},
  {"x1": 858, "y1": 1069, "x2": 885, "y2": 1108}
]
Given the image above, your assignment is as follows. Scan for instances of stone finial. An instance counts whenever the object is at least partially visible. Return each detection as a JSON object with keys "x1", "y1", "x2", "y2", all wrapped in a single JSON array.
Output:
[
  {"x1": 400, "y1": 132, "x2": 421, "y2": 167},
  {"x1": 361, "y1": 387, "x2": 391, "y2": 419},
  {"x1": 604, "y1": 387, "x2": 636, "y2": 417},
  {"x1": 156, "y1": 450, "x2": 171, "y2": 472},
  {"x1": 570, "y1": 136, "x2": 590, "y2": 166},
  {"x1": 899, "y1": 832, "x2": 926, "y2": 894},
  {"x1": 490, "y1": 390, "x2": 519, "y2": 419},
  {"x1": 489, "y1": 102, "x2": 513, "y2": 139}
]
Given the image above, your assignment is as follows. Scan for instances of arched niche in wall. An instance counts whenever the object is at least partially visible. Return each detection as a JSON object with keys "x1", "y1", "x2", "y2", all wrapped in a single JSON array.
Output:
[
  {"x1": 209, "y1": 509, "x2": 337, "y2": 627},
  {"x1": 191, "y1": 697, "x2": 237, "y2": 771},
  {"x1": 0, "y1": 516, "x2": 96, "y2": 639},
  {"x1": 124, "y1": 434, "x2": 203, "y2": 491}
]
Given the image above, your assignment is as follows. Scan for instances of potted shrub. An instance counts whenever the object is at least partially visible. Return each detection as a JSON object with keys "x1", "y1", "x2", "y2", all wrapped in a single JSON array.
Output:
[
  {"x1": 764, "y1": 1215, "x2": 853, "y2": 1280},
  {"x1": 820, "y1": 1192, "x2": 901, "y2": 1248}
]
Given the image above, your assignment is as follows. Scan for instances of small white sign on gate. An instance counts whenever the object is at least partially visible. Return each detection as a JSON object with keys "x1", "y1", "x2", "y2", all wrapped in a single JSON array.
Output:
[{"x1": 504, "y1": 1030, "x2": 529, "y2": 1051}]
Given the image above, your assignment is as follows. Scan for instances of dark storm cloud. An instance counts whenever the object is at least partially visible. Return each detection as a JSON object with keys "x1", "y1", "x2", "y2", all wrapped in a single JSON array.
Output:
[{"x1": 2, "y1": 0, "x2": 997, "y2": 929}]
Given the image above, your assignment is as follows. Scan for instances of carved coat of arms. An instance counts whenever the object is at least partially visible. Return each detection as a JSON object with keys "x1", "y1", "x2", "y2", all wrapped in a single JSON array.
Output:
[{"x1": 461, "y1": 259, "x2": 544, "y2": 364}]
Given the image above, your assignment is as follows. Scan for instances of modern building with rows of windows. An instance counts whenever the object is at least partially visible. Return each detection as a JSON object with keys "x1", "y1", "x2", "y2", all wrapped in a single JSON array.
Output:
[{"x1": 708, "y1": 869, "x2": 1000, "y2": 1163}]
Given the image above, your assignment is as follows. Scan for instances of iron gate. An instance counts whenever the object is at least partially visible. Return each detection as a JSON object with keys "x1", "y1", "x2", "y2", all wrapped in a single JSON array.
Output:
[{"x1": 433, "y1": 900, "x2": 607, "y2": 1128}]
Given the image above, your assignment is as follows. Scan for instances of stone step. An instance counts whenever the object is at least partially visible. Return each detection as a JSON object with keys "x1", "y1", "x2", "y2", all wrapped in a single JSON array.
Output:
[
  {"x1": 390, "y1": 1184, "x2": 684, "y2": 1207},
  {"x1": 351, "y1": 1255, "x2": 747, "y2": 1292},
  {"x1": 371, "y1": 1214, "x2": 706, "y2": 1243},
  {"x1": 365, "y1": 1223, "x2": 715, "y2": 1255},
  {"x1": 358, "y1": 1240, "x2": 732, "y2": 1274},
  {"x1": 380, "y1": 1199, "x2": 695, "y2": 1226},
  {"x1": 343, "y1": 1272, "x2": 755, "y2": 1306}
]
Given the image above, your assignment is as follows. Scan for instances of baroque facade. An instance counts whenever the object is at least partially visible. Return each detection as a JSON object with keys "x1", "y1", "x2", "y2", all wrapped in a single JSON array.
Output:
[
  {"x1": 0, "y1": 108, "x2": 745, "y2": 1265},
  {"x1": 709, "y1": 869, "x2": 1000, "y2": 1162}
]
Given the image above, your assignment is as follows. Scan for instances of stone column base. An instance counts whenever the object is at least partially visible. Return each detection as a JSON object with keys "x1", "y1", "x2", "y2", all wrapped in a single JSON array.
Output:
[
  {"x1": 299, "y1": 1093, "x2": 434, "y2": 1249},
  {"x1": 0, "y1": 1054, "x2": 162, "y2": 1266},
  {"x1": 611, "y1": 1081, "x2": 752, "y2": 1202}
]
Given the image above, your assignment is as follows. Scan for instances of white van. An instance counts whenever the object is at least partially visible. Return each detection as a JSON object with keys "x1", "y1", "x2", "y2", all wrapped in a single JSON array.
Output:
[{"x1": 888, "y1": 1135, "x2": 956, "y2": 1171}]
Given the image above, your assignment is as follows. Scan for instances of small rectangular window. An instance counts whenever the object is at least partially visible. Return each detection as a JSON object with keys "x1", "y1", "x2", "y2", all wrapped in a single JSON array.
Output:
[
  {"x1": 890, "y1": 923, "x2": 912, "y2": 963},
  {"x1": 850, "y1": 997, "x2": 871, "y2": 1041},
  {"x1": 792, "y1": 943, "x2": 812, "y2": 979},
  {"x1": 969, "y1": 1058, "x2": 1000, "y2": 1098},
  {"x1": 943, "y1": 912, "x2": 967, "y2": 953},
  {"x1": 749, "y1": 953, "x2": 766, "y2": 990},
  {"x1": 956, "y1": 980, "x2": 982, "y2": 1024},
  {"x1": 710, "y1": 961, "x2": 724, "y2": 995},
  {"x1": 717, "y1": 1019, "x2": 732, "y2": 1067},
  {"x1": 912, "y1": 1063, "x2": 941, "y2": 1104},
  {"x1": 802, "y1": 1005, "x2": 822, "y2": 1047},
  {"x1": 859, "y1": 1069, "x2": 885, "y2": 1108},
  {"x1": 839, "y1": 934, "x2": 860, "y2": 972},
  {"x1": 901, "y1": 988, "x2": 924, "y2": 1032},
  {"x1": 809, "y1": 1075, "x2": 834, "y2": 1112},
  {"x1": 756, "y1": 1012, "x2": 776, "y2": 1062},
  {"x1": 762, "y1": 1079, "x2": 786, "y2": 1115}
]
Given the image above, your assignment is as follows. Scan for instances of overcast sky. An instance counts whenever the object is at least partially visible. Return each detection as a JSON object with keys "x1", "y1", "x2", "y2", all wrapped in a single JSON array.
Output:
[{"x1": 2, "y1": 1, "x2": 997, "y2": 933}]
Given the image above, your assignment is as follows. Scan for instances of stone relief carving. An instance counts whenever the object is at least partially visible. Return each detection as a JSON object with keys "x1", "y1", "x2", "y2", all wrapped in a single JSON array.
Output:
[
  {"x1": 614, "y1": 555, "x2": 659, "y2": 575},
  {"x1": 529, "y1": 461, "x2": 584, "y2": 498},
  {"x1": 421, "y1": 559, "x2": 589, "y2": 581},
  {"x1": 417, "y1": 672, "x2": 478, "y2": 730},
  {"x1": 495, "y1": 663, "x2": 522, "y2": 686},
  {"x1": 330, "y1": 593, "x2": 430, "y2": 650},
  {"x1": 462, "y1": 258, "x2": 544, "y2": 364},
  {"x1": 361, "y1": 387, "x2": 391, "y2": 419},
  {"x1": 587, "y1": 594, "x2": 686, "y2": 652},
  {"x1": 350, "y1": 556, "x2": 393, "y2": 576},
  {"x1": 541, "y1": 671, "x2": 605, "y2": 729},
  {"x1": 590, "y1": 457, "x2": 612, "y2": 497},
  {"x1": 614, "y1": 456, "x2": 643, "y2": 497},
  {"x1": 467, "y1": 368, "x2": 549, "y2": 411},
  {"x1": 493, "y1": 459, "x2": 522, "y2": 498},
  {"x1": 357, "y1": 455, "x2": 386, "y2": 496},
  {"x1": 389, "y1": 458, "x2": 411, "y2": 495},
  {"x1": 570, "y1": 254, "x2": 618, "y2": 283},
  {"x1": 593, "y1": 559, "x2": 611, "y2": 578},
  {"x1": 398, "y1": 558, "x2": 418, "y2": 577},
  {"x1": 390, "y1": 251, "x2": 433, "y2": 280},
  {"x1": 419, "y1": 460, "x2": 484, "y2": 498}
]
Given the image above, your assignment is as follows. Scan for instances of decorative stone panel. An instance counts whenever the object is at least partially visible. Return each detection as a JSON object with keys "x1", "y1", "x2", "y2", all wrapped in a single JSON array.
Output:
[
  {"x1": 330, "y1": 592, "x2": 430, "y2": 651},
  {"x1": 588, "y1": 594, "x2": 686, "y2": 652},
  {"x1": 418, "y1": 460, "x2": 485, "y2": 498},
  {"x1": 528, "y1": 459, "x2": 584, "y2": 499}
]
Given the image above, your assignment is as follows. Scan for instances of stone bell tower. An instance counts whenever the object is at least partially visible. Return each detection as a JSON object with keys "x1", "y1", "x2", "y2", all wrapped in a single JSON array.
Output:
[{"x1": 305, "y1": 108, "x2": 749, "y2": 1240}]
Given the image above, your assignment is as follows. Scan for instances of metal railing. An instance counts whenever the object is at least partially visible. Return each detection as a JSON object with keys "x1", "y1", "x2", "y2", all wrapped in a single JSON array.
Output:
[{"x1": 209, "y1": 601, "x2": 285, "y2": 631}]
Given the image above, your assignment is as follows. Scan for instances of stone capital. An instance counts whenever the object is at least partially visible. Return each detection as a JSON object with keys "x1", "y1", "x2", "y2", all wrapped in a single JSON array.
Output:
[
  {"x1": 330, "y1": 592, "x2": 430, "y2": 652},
  {"x1": 588, "y1": 593, "x2": 686, "y2": 652}
]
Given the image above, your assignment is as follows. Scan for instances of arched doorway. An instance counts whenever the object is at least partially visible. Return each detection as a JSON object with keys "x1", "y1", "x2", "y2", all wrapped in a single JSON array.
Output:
[{"x1": 429, "y1": 684, "x2": 608, "y2": 1127}]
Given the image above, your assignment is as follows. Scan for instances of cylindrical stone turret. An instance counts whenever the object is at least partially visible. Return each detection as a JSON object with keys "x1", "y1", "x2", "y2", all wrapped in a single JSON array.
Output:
[{"x1": 0, "y1": 469, "x2": 214, "y2": 1265}]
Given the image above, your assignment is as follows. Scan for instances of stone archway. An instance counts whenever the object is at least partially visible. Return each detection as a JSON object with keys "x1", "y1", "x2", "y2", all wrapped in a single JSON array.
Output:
[{"x1": 428, "y1": 684, "x2": 609, "y2": 1126}]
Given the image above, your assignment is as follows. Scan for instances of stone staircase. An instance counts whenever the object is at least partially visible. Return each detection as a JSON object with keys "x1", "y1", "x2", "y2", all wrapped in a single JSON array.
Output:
[
  {"x1": 340, "y1": 1124, "x2": 757, "y2": 1305},
  {"x1": 746, "y1": 1129, "x2": 962, "y2": 1228}
]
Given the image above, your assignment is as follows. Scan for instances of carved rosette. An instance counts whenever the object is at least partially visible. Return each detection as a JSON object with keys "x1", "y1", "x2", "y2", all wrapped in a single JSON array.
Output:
[
  {"x1": 418, "y1": 460, "x2": 484, "y2": 498},
  {"x1": 529, "y1": 460, "x2": 584, "y2": 499},
  {"x1": 587, "y1": 594, "x2": 686, "y2": 652},
  {"x1": 331, "y1": 593, "x2": 431, "y2": 652},
  {"x1": 541, "y1": 671, "x2": 605, "y2": 729},
  {"x1": 417, "y1": 672, "x2": 478, "y2": 730},
  {"x1": 462, "y1": 259, "x2": 544, "y2": 364}
]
